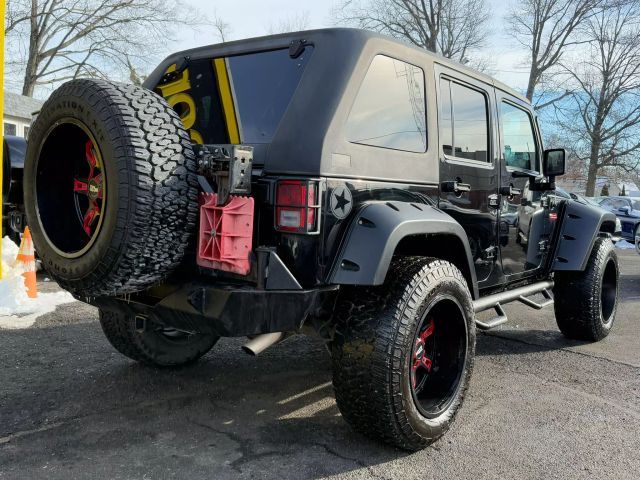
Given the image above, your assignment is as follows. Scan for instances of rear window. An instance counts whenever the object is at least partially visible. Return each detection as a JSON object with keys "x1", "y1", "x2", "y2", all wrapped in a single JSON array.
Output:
[
  {"x1": 155, "y1": 47, "x2": 313, "y2": 145},
  {"x1": 227, "y1": 49, "x2": 313, "y2": 143},
  {"x1": 345, "y1": 55, "x2": 426, "y2": 153}
]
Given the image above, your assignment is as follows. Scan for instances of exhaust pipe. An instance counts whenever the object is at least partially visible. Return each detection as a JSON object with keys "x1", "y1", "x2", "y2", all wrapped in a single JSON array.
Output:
[{"x1": 242, "y1": 332, "x2": 287, "y2": 356}]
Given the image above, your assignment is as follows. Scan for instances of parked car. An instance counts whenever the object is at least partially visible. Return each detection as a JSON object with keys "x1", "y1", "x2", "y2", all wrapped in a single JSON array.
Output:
[
  {"x1": 599, "y1": 196, "x2": 640, "y2": 243},
  {"x1": 2, "y1": 135, "x2": 27, "y2": 245},
  {"x1": 569, "y1": 192, "x2": 601, "y2": 207},
  {"x1": 19, "y1": 28, "x2": 621, "y2": 451}
]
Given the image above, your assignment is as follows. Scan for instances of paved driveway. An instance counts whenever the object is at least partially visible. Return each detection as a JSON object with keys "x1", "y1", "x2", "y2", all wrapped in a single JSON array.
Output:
[{"x1": 1, "y1": 251, "x2": 639, "y2": 479}]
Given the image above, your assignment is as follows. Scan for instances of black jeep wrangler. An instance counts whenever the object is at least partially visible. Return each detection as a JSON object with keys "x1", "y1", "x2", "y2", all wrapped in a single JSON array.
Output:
[{"x1": 21, "y1": 29, "x2": 620, "y2": 451}]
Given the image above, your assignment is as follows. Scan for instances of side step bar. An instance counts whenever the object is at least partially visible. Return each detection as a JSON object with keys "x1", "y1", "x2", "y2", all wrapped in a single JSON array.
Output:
[{"x1": 473, "y1": 280, "x2": 554, "y2": 331}]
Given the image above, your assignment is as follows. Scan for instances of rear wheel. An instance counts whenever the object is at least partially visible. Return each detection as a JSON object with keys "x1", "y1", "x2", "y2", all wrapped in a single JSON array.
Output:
[
  {"x1": 554, "y1": 237, "x2": 619, "y2": 341},
  {"x1": 331, "y1": 257, "x2": 475, "y2": 451},
  {"x1": 99, "y1": 309, "x2": 219, "y2": 367}
]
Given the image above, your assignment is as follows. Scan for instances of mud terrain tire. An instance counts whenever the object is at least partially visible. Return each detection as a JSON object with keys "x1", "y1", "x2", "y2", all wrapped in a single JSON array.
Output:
[
  {"x1": 24, "y1": 79, "x2": 198, "y2": 296},
  {"x1": 99, "y1": 309, "x2": 218, "y2": 367},
  {"x1": 554, "y1": 237, "x2": 619, "y2": 341},
  {"x1": 331, "y1": 257, "x2": 476, "y2": 451}
]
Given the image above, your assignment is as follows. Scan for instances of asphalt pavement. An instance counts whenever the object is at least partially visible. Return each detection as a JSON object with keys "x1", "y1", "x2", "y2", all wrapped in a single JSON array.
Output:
[{"x1": 0, "y1": 251, "x2": 639, "y2": 479}]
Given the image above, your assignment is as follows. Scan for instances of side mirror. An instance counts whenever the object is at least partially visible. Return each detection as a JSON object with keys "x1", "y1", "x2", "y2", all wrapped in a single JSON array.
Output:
[
  {"x1": 619, "y1": 206, "x2": 631, "y2": 216},
  {"x1": 543, "y1": 149, "x2": 565, "y2": 177}
]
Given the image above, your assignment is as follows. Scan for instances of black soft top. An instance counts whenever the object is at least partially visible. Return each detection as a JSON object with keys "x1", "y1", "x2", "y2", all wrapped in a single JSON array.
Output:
[{"x1": 145, "y1": 29, "x2": 529, "y2": 183}]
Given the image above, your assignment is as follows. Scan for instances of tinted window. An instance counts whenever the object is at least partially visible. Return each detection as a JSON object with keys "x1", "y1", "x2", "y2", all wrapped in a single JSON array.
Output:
[
  {"x1": 4, "y1": 123, "x2": 16, "y2": 136},
  {"x1": 156, "y1": 47, "x2": 313, "y2": 146},
  {"x1": 439, "y1": 79, "x2": 453, "y2": 156},
  {"x1": 451, "y1": 83, "x2": 488, "y2": 161},
  {"x1": 346, "y1": 55, "x2": 426, "y2": 152},
  {"x1": 439, "y1": 79, "x2": 489, "y2": 162},
  {"x1": 501, "y1": 102, "x2": 537, "y2": 170},
  {"x1": 228, "y1": 47, "x2": 313, "y2": 144}
]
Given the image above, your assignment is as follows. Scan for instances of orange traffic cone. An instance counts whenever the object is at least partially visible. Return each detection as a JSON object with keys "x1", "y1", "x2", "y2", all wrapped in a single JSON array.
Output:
[{"x1": 16, "y1": 227, "x2": 38, "y2": 299}]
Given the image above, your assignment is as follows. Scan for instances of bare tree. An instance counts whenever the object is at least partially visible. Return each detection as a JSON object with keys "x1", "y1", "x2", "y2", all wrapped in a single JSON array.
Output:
[
  {"x1": 212, "y1": 10, "x2": 233, "y2": 42},
  {"x1": 556, "y1": 2, "x2": 640, "y2": 196},
  {"x1": 507, "y1": 0, "x2": 605, "y2": 102},
  {"x1": 5, "y1": 0, "x2": 200, "y2": 97},
  {"x1": 125, "y1": 55, "x2": 145, "y2": 86},
  {"x1": 267, "y1": 11, "x2": 311, "y2": 35},
  {"x1": 438, "y1": 0, "x2": 490, "y2": 63},
  {"x1": 332, "y1": 0, "x2": 490, "y2": 64}
]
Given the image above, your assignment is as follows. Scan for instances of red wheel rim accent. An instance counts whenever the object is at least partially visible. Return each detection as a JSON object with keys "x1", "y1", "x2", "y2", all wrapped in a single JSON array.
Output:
[
  {"x1": 73, "y1": 140, "x2": 105, "y2": 237},
  {"x1": 411, "y1": 317, "x2": 435, "y2": 392}
]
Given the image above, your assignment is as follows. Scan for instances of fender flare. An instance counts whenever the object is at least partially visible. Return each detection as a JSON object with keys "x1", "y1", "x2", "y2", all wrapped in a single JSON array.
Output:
[
  {"x1": 328, "y1": 201, "x2": 478, "y2": 298},
  {"x1": 552, "y1": 199, "x2": 617, "y2": 271}
]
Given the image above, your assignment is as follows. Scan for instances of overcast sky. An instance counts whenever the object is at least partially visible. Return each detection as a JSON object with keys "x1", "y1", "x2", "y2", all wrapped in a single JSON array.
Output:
[{"x1": 172, "y1": 0, "x2": 531, "y2": 91}]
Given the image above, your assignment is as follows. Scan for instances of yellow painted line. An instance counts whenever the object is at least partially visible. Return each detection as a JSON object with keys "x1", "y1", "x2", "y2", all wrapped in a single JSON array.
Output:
[
  {"x1": 0, "y1": 0, "x2": 6, "y2": 279},
  {"x1": 213, "y1": 58, "x2": 240, "y2": 144}
]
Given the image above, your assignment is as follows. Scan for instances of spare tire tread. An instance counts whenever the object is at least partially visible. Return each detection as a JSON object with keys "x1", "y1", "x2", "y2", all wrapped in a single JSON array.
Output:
[{"x1": 27, "y1": 79, "x2": 198, "y2": 296}]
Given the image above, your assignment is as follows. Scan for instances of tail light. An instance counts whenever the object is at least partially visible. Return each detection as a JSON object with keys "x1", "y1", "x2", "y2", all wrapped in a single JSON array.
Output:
[{"x1": 275, "y1": 180, "x2": 320, "y2": 233}]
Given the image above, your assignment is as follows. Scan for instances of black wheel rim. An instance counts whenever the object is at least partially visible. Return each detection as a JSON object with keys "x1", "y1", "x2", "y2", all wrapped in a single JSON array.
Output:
[
  {"x1": 410, "y1": 295, "x2": 468, "y2": 419},
  {"x1": 35, "y1": 119, "x2": 107, "y2": 258},
  {"x1": 600, "y1": 257, "x2": 617, "y2": 326}
]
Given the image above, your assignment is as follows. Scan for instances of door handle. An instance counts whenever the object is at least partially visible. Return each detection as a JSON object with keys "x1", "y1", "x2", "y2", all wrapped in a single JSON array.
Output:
[
  {"x1": 500, "y1": 185, "x2": 522, "y2": 196},
  {"x1": 442, "y1": 181, "x2": 471, "y2": 194}
]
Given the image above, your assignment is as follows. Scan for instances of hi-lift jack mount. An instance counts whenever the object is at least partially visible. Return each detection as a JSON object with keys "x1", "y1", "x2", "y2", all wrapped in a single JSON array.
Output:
[{"x1": 194, "y1": 144, "x2": 253, "y2": 205}]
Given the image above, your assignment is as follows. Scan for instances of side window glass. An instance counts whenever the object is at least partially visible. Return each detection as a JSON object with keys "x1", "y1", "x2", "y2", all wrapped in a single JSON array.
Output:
[
  {"x1": 501, "y1": 102, "x2": 537, "y2": 171},
  {"x1": 439, "y1": 79, "x2": 489, "y2": 162},
  {"x1": 346, "y1": 55, "x2": 426, "y2": 152},
  {"x1": 439, "y1": 79, "x2": 453, "y2": 156},
  {"x1": 451, "y1": 82, "x2": 489, "y2": 162}
]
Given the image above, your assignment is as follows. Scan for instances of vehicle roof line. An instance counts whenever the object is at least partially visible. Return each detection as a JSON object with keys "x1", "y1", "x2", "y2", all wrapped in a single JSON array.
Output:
[{"x1": 165, "y1": 27, "x2": 530, "y2": 106}]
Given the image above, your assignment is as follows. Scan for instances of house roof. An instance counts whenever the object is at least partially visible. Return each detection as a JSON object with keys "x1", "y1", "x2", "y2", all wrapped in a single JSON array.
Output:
[{"x1": 4, "y1": 91, "x2": 44, "y2": 120}]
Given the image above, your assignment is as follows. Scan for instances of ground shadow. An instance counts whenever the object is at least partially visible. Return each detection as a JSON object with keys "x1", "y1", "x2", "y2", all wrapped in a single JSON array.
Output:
[{"x1": 0, "y1": 322, "x2": 411, "y2": 479}]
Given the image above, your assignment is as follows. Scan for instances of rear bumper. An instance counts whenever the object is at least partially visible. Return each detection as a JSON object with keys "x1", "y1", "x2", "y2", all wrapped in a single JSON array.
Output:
[{"x1": 89, "y1": 282, "x2": 338, "y2": 337}]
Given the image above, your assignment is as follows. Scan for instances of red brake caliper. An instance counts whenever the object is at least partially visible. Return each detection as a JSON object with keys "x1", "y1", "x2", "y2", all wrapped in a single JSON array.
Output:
[
  {"x1": 73, "y1": 140, "x2": 104, "y2": 236},
  {"x1": 411, "y1": 318, "x2": 435, "y2": 390}
]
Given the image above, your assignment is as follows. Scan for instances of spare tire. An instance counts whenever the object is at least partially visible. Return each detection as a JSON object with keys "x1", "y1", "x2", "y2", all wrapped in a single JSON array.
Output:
[{"x1": 23, "y1": 79, "x2": 198, "y2": 296}]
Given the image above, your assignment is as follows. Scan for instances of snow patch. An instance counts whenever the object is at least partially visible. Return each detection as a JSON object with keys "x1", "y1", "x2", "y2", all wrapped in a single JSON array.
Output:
[{"x1": 0, "y1": 236, "x2": 75, "y2": 329}]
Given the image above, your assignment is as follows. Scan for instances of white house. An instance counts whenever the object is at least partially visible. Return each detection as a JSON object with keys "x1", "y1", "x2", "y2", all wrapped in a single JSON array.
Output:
[{"x1": 3, "y1": 92, "x2": 44, "y2": 139}]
